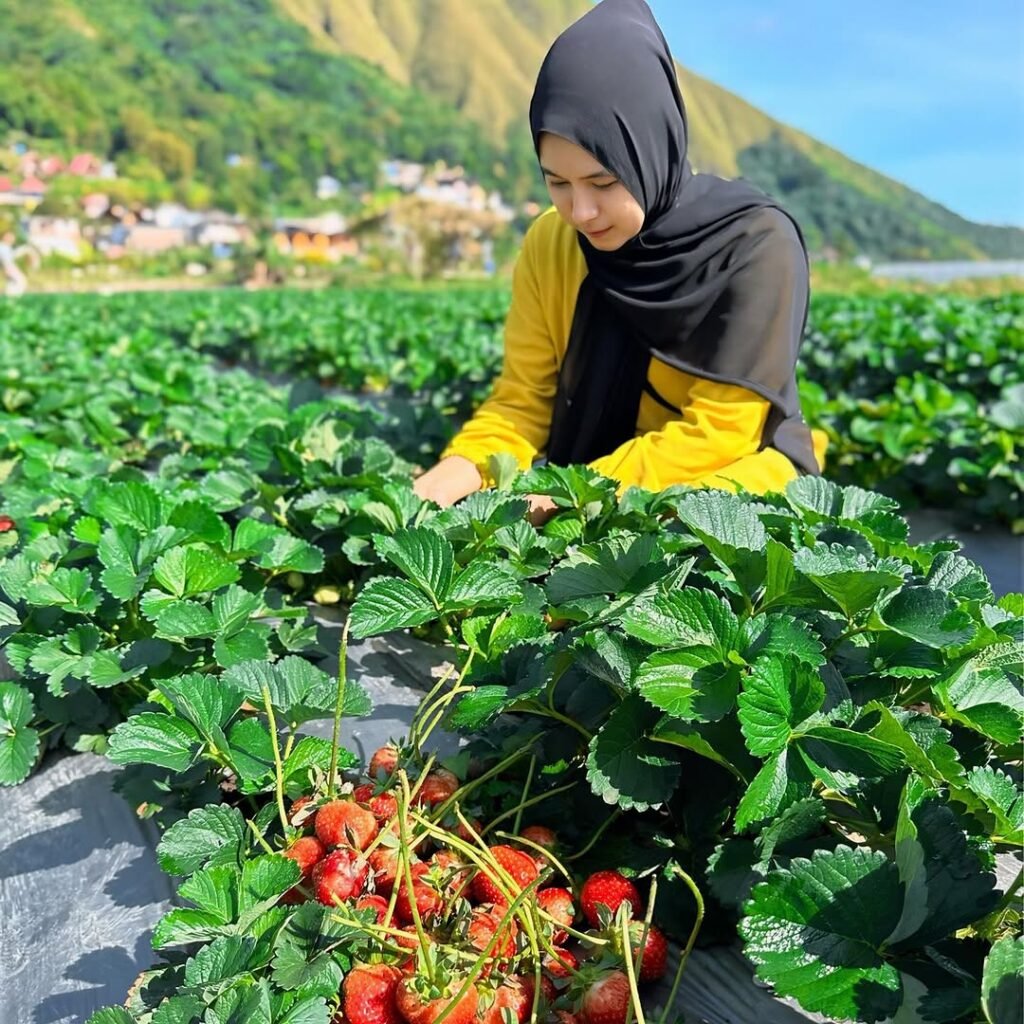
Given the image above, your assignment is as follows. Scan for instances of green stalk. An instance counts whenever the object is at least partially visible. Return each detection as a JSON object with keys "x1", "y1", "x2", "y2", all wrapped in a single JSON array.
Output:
[
  {"x1": 620, "y1": 905, "x2": 647, "y2": 1024},
  {"x1": 483, "y1": 780, "x2": 578, "y2": 836},
  {"x1": 397, "y1": 772, "x2": 435, "y2": 983},
  {"x1": 512, "y1": 755, "x2": 536, "y2": 835},
  {"x1": 327, "y1": 613, "x2": 351, "y2": 799},
  {"x1": 429, "y1": 746, "x2": 531, "y2": 822},
  {"x1": 495, "y1": 829, "x2": 573, "y2": 887},
  {"x1": 261, "y1": 683, "x2": 290, "y2": 837},
  {"x1": 656, "y1": 864, "x2": 705, "y2": 1024},
  {"x1": 566, "y1": 809, "x2": 622, "y2": 862}
]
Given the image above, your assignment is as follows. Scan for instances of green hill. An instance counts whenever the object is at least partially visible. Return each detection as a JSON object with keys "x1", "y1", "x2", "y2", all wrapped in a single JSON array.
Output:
[{"x1": 1, "y1": 0, "x2": 1020, "y2": 260}]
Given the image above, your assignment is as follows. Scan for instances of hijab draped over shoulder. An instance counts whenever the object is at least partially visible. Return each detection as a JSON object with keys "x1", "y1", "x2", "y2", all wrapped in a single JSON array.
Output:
[{"x1": 530, "y1": 0, "x2": 820, "y2": 477}]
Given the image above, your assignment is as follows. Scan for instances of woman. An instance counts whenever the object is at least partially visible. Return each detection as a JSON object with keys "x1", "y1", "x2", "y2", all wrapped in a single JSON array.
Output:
[{"x1": 413, "y1": 0, "x2": 825, "y2": 523}]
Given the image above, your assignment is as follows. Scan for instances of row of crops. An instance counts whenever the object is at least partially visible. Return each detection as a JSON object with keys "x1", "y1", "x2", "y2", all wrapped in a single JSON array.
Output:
[
  {"x1": 6, "y1": 287, "x2": 1019, "y2": 526},
  {"x1": 0, "y1": 289, "x2": 1021, "y2": 1024}
]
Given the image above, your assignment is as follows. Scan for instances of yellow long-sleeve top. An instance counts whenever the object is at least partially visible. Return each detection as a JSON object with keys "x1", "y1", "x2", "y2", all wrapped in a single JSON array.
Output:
[{"x1": 442, "y1": 207, "x2": 824, "y2": 495}]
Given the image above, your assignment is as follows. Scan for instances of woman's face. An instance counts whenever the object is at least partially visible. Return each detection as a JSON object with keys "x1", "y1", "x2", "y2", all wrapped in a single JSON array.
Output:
[{"x1": 538, "y1": 133, "x2": 644, "y2": 251}]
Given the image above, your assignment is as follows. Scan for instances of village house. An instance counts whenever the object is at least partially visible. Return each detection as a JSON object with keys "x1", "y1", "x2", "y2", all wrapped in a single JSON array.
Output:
[{"x1": 26, "y1": 215, "x2": 82, "y2": 259}]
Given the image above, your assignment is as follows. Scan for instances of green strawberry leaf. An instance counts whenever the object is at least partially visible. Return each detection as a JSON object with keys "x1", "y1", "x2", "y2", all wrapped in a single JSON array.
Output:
[
  {"x1": 982, "y1": 936, "x2": 1023, "y2": 1024},
  {"x1": 964, "y1": 766, "x2": 1024, "y2": 844},
  {"x1": 227, "y1": 718, "x2": 275, "y2": 790},
  {"x1": 85, "y1": 1010, "x2": 136, "y2": 1024},
  {"x1": 92, "y1": 481, "x2": 165, "y2": 532},
  {"x1": 25, "y1": 567, "x2": 100, "y2": 615},
  {"x1": 796, "y1": 726, "x2": 906, "y2": 790},
  {"x1": 107, "y1": 712, "x2": 202, "y2": 772},
  {"x1": 214, "y1": 625, "x2": 271, "y2": 668},
  {"x1": 271, "y1": 903, "x2": 357, "y2": 997},
  {"x1": 445, "y1": 560, "x2": 523, "y2": 611},
  {"x1": 936, "y1": 660, "x2": 1024, "y2": 745},
  {"x1": 741, "y1": 846, "x2": 904, "y2": 1022},
  {"x1": 157, "y1": 673, "x2": 243, "y2": 740},
  {"x1": 349, "y1": 576, "x2": 438, "y2": 637},
  {"x1": 0, "y1": 681, "x2": 39, "y2": 786},
  {"x1": 887, "y1": 777, "x2": 999, "y2": 950},
  {"x1": 184, "y1": 934, "x2": 257, "y2": 987},
  {"x1": 738, "y1": 657, "x2": 824, "y2": 757},
  {"x1": 636, "y1": 654, "x2": 740, "y2": 722},
  {"x1": 212, "y1": 585, "x2": 264, "y2": 636},
  {"x1": 673, "y1": 490, "x2": 767, "y2": 593},
  {"x1": 793, "y1": 544, "x2": 907, "y2": 619},
  {"x1": 621, "y1": 587, "x2": 739, "y2": 655},
  {"x1": 154, "y1": 600, "x2": 218, "y2": 640},
  {"x1": 546, "y1": 533, "x2": 663, "y2": 603},
  {"x1": 586, "y1": 694, "x2": 682, "y2": 811},
  {"x1": 734, "y1": 746, "x2": 816, "y2": 834},
  {"x1": 880, "y1": 587, "x2": 977, "y2": 649},
  {"x1": 375, "y1": 527, "x2": 453, "y2": 604},
  {"x1": 153, "y1": 545, "x2": 241, "y2": 598},
  {"x1": 157, "y1": 804, "x2": 247, "y2": 875}
]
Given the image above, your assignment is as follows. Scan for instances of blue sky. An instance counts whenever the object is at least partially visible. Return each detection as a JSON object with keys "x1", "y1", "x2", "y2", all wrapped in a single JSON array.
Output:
[{"x1": 646, "y1": 0, "x2": 1024, "y2": 226}]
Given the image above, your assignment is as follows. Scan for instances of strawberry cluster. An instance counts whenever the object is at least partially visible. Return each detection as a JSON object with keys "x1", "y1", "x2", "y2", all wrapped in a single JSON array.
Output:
[{"x1": 277, "y1": 746, "x2": 672, "y2": 1024}]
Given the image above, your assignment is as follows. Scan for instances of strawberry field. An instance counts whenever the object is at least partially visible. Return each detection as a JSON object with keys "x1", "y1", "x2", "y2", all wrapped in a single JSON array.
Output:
[{"x1": 0, "y1": 288, "x2": 1021, "y2": 1024}]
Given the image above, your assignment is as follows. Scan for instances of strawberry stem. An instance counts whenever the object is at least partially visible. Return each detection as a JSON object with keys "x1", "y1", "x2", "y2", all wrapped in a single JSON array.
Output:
[
  {"x1": 397, "y1": 771, "x2": 436, "y2": 983},
  {"x1": 483, "y1": 780, "x2": 578, "y2": 836},
  {"x1": 327, "y1": 614, "x2": 351, "y2": 799},
  {"x1": 566, "y1": 809, "x2": 622, "y2": 862},
  {"x1": 656, "y1": 864, "x2": 704, "y2": 1024},
  {"x1": 511, "y1": 754, "x2": 536, "y2": 835},
  {"x1": 619, "y1": 905, "x2": 647, "y2": 1024},
  {"x1": 261, "y1": 683, "x2": 290, "y2": 837}
]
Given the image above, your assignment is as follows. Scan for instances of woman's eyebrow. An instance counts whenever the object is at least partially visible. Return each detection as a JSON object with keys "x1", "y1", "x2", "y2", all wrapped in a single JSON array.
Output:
[{"x1": 540, "y1": 166, "x2": 616, "y2": 180}]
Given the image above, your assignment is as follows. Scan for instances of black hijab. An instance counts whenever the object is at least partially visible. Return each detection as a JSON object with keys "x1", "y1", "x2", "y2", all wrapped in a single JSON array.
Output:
[{"x1": 530, "y1": 0, "x2": 820, "y2": 476}]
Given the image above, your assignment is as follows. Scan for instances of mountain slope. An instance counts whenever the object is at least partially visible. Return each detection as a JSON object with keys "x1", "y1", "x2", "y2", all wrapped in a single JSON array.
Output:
[
  {"x1": 0, "y1": 0, "x2": 1019, "y2": 259},
  {"x1": 278, "y1": 0, "x2": 1021, "y2": 259}
]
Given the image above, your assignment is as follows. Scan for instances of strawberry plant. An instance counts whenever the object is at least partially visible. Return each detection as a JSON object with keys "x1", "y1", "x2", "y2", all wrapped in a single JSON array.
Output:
[{"x1": 349, "y1": 470, "x2": 1023, "y2": 1022}]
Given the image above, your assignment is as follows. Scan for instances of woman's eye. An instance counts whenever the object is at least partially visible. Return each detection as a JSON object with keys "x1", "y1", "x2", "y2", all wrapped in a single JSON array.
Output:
[
  {"x1": 593, "y1": 180, "x2": 618, "y2": 190},
  {"x1": 547, "y1": 180, "x2": 568, "y2": 189}
]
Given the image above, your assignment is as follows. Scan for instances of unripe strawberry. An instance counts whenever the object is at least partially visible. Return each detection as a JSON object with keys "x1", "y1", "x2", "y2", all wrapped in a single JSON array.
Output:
[{"x1": 579, "y1": 870, "x2": 642, "y2": 928}]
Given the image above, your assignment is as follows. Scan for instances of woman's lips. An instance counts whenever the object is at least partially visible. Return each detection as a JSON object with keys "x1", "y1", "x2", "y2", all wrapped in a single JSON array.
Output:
[{"x1": 587, "y1": 226, "x2": 612, "y2": 238}]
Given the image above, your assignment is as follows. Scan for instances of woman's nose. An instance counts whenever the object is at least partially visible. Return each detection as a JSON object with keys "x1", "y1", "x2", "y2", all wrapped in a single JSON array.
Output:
[{"x1": 571, "y1": 191, "x2": 599, "y2": 226}]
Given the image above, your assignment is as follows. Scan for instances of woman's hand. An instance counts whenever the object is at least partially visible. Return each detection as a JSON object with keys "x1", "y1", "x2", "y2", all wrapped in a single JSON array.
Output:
[
  {"x1": 524, "y1": 493, "x2": 559, "y2": 527},
  {"x1": 412, "y1": 455, "x2": 483, "y2": 508}
]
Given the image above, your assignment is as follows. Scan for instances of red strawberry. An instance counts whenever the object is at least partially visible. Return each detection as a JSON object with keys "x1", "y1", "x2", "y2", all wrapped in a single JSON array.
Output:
[
  {"x1": 316, "y1": 799, "x2": 379, "y2": 850},
  {"x1": 518, "y1": 825, "x2": 558, "y2": 850},
  {"x1": 395, "y1": 976, "x2": 479, "y2": 1024},
  {"x1": 518, "y1": 973, "x2": 556, "y2": 1012},
  {"x1": 466, "y1": 903, "x2": 518, "y2": 969},
  {"x1": 283, "y1": 836, "x2": 325, "y2": 877},
  {"x1": 628, "y1": 921, "x2": 668, "y2": 982},
  {"x1": 354, "y1": 783, "x2": 400, "y2": 823},
  {"x1": 355, "y1": 893, "x2": 390, "y2": 925},
  {"x1": 369, "y1": 846, "x2": 405, "y2": 895},
  {"x1": 0, "y1": 515, "x2": 15, "y2": 533},
  {"x1": 537, "y1": 887, "x2": 575, "y2": 944},
  {"x1": 343, "y1": 963, "x2": 403, "y2": 1024},
  {"x1": 579, "y1": 871, "x2": 642, "y2": 928},
  {"x1": 543, "y1": 947, "x2": 578, "y2": 981},
  {"x1": 555, "y1": 1013, "x2": 579, "y2": 1024},
  {"x1": 394, "y1": 863, "x2": 442, "y2": 925},
  {"x1": 414, "y1": 768, "x2": 459, "y2": 807},
  {"x1": 312, "y1": 848, "x2": 368, "y2": 906},
  {"x1": 478, "y1": 978, "x2": 531, "y2": 1024},
  {"x1": 579, "y1": 970, "x2": 632, "y2": 1024},
  {"x1": 369, "y1": 745, "x2": 400, "y2": 780},
  {"x1": 470, "y1": 845, "x2": 539, "y2": 906}
]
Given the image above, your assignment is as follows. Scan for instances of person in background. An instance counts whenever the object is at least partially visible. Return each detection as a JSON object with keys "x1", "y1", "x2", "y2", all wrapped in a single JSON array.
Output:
[
  {"x1": 413, "y1": 0, "x2": 826, "y2": 524},
  {"x1": 0, "y1": 229, "x2": 27, "y2": 297}
]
